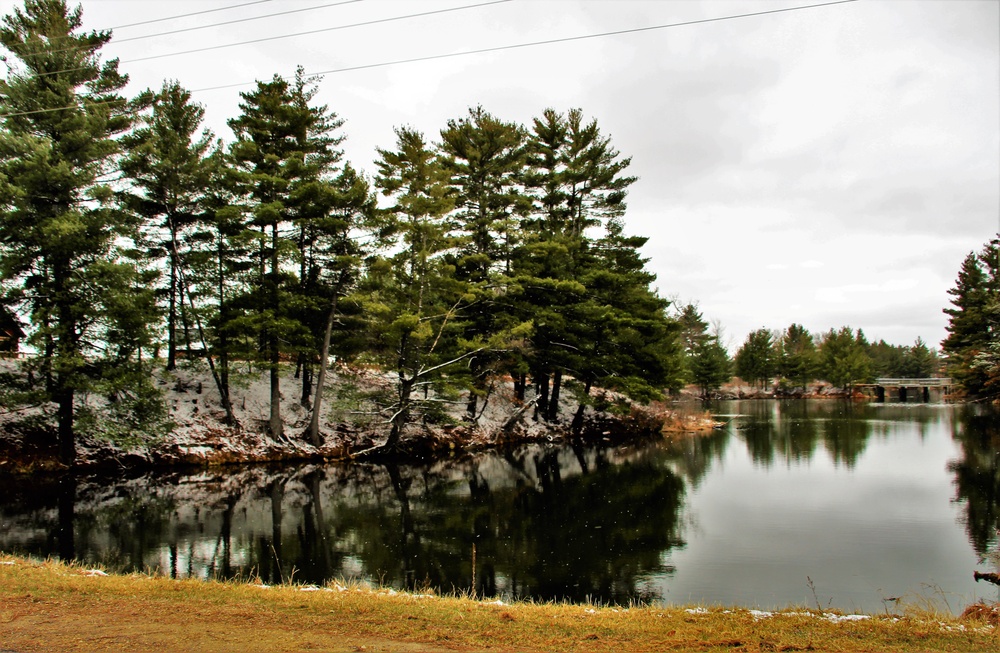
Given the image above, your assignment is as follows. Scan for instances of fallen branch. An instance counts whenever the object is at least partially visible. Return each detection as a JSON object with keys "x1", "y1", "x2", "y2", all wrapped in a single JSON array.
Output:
[{"x1": 501, "y1": 395, "x2": 539, "y2": 434}]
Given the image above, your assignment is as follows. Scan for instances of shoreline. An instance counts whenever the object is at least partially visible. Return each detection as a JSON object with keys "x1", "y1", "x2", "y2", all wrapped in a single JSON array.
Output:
[{"x1": 2, "y1": 362, "x2": 963, "y2": 475}]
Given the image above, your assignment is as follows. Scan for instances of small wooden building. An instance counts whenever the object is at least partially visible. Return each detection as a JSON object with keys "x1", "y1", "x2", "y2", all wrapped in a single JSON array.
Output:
[{"x1": 0, "y1": 308, "x2": 25, "y2": 354}]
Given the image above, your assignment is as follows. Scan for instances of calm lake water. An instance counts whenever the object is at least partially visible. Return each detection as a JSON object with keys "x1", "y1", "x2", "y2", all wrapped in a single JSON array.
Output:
[{"x1": 2, "y1": 400, "x2": 998, "y2": 613}]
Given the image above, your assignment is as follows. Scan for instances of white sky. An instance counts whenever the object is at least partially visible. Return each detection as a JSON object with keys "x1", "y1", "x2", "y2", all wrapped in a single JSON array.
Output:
[{"x1": 3, "y1": 0, "x2": 997, "y2": 352}]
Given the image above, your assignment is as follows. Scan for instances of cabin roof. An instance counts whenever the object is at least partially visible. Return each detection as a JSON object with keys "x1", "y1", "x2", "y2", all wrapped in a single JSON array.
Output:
[{"x1": 0, "y1": 307, "x2": 25, "y2": 338}]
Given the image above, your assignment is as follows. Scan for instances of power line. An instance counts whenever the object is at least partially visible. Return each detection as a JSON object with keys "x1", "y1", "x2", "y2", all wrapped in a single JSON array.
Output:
[
  {"x1": 192, "y1": 0, "x2": 859, "y2": 93},
  {"x1": 116, "y1": 1, "x2": 363, "y2": 45},
  {"x1": 123, "y1": 0, "x2": 513, "y2": 64},
  {"x1": 38, "y1": 1, "x2": 364, "y2": 57},
  {"x1": 5, "y1": 0, "x2": 509, "y2": 81},
  {"x1": 0, "y1": 0, "x2": 859, "y2": 120},
  {"x1": 108, "y1": 0, "x2": 276, "y2": 30}
]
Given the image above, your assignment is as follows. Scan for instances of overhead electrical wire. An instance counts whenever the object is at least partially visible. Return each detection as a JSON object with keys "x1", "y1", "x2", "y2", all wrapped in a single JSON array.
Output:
[
  {"x1": 108, "y1": 0, "x2": 276, "y2": 30},
  {"x1": 6, "y1": 0, "x2": 509, "y2": 80},
  {"x1": 191, "y1": 0, "x2": 859, "y2": 93},
  {"x1": 124, "y1": 0, "x2": 512, "y2": 64},
  {"x1": 116, "y1": 1, "x2": 363, "y2": 45},
  {"x1": 15, "y1": 0, "x2": 282, "y2": 52},
  {"x1": 0, "y1": 0, "x2": 859, "y2": 120},
  {"x1": 36, "y1": 0, "x2": 365, "y2": 56}
]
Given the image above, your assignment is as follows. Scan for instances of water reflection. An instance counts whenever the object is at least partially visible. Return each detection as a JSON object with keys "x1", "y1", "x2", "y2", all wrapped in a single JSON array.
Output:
[
  {"x1": 0, "y1": 444, "x2": 686, "y2": 604},
  {"x1": 948, "y1": 406, "x2": 1000, "y2": 557},
  {"x1": 1, "y1": 400, "x2": 997, "y2": 608},
  {"x1": 730, "y1": 400, "x2": 945, "y2": 469}
]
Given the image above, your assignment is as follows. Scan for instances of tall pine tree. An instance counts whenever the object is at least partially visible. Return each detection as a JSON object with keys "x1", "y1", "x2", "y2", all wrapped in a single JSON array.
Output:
[
  {"x1": 119, "y1": 80, "x2": 213, "y2": 371},
  {"x1": 943, "y1": 236, "x2": 1000, "y2": 397},
  {"x1": 0, "y1": 0, "x2": 156, "y2": 464},
  {"x1": 227, "y1": 68, "x2": 343, "y2": 440}
]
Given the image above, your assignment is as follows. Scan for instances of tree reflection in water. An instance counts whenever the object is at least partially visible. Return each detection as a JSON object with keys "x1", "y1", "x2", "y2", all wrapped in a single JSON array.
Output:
[
  {"x1": 0, "y1": 444, "x2": 686, "y2": 604},
  {"x1": 2, "y1": 401, "x2": 996, "y2": 606},
  {"x1": 948, "y1": 406, "x2": 1000, "y2": 559}
]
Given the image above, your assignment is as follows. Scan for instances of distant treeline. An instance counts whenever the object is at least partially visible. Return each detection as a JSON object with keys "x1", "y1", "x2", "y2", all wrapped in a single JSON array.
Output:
[
  {"x1": 674, "y1": 306, "x2": 940, "y2": 397},
  {"x1": 676, "y1": 233, "x2": 1000, "y2": 399}
]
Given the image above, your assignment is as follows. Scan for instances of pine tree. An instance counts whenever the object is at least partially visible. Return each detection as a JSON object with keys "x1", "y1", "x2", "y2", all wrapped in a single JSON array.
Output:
[
  {"x1": 942, "y1": 237, "x2": 999, "y2": 396},
  {"x1": 900, "y1": 337, "x2": 936, "y2": 378},
  {"x1": 691, "y1": 333, "x2": 731, "y2": 398},
  {"x1": 518, "y1": 108, "x2": 639, "y2": 420},
  {"x1": 676, "y1": 303, "x2": 710, "y2": 385},
  {"x1": 366, "y1": 127, "x2": 470, "y2": 452},
  {"x1": 119, "y1": 80, "x2": 214, "y2": 371},
  {"x1": 226, "y1": 69, "x2": 342, "y2": 441},
  {"x1": 303, "y1": 164, "x2": 377, "y2": 445},
  {"x1": 735, "y1": 328, "x2": 776, "y2": 390},
  {"x1": 777, "y1": 324, "x2": 817, "y2": 390},
  {"x1": 575, "y1": 217, "x2": 682, "y2": 402},
  {"x1": 0, "y1": 0, "x2": 155, "y2": 464},
  {"x1": 438, "y1": 106, "x2": 530, "y2": 419},
  {"x1": 819, "y1": 327, "x2": 872, "y2": 390}
]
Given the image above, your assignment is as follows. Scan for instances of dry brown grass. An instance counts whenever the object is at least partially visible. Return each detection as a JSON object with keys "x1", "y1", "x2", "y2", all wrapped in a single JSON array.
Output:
[{"x1": 1, "y1": 555, "x2": 997, "y2": 652}]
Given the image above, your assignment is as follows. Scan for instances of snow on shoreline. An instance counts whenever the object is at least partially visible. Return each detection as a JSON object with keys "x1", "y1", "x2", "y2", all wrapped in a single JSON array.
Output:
[{"x1": 0, "y1": 359, "x2": 720, "y2": 471}]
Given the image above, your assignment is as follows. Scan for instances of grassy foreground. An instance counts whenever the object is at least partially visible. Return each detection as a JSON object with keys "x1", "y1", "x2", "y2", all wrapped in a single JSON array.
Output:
[{"x1": 1, "y1": 555, "x2": 997, "y2": 653}]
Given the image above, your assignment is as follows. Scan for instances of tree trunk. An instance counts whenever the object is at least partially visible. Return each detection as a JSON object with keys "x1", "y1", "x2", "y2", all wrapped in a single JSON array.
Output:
[
  {"x1": 466, "y1": 391, "x2": 478, "y2": 421},
  {"x1": 53, "y1": 263, "x2": 76, "y2": 467},
  {"x1": 267, "y1": 223, "x2": 283, "y2": 441},
  {"x1": 546, "y1": 369, "x2": 562, "y2": 421},
  {"x1": 513, "y1": 373, "x2": 525, "y2": 402},
  {"x1": 217, "y1": 245, "x2": 231, "y2": 419},
  {"x1": 533, "y1": 371, "x2": 549, "y2": 421},
  {"x1": 571, "y1": 378, "x2": 592, "y2": 435},
  {"x1": 300, "y1": 358, "x2": 312, "y2": 409},
  {"x1": 306, "y1": 300, "x2": 337, "y2": 446},
  {"x1": 173, "y1": 233, "x2": 238, "y2": 427},
  {"x1": 167, "y1": 251, "x2": 177, "y2": 370},
  {"x1": 268, "y1": 335, "x2": 283, "y2": 440},
  {"x1": 56, "y1": 384, "x2": 75, "y2": 466},
  {"x1": 382, "y1": 375, "x2": 414, "y2": 452}
]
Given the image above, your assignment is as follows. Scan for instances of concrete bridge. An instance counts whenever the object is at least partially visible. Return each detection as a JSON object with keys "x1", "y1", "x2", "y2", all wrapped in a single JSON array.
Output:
[{"x1": 856, "y1": 378, "x2": 954, "y2": 402}]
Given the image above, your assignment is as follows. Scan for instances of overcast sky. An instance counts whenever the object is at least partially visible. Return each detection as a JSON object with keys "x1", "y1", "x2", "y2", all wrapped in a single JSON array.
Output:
[{"x1": 4, "y1": 0, "x2": 997, "y2": 352}]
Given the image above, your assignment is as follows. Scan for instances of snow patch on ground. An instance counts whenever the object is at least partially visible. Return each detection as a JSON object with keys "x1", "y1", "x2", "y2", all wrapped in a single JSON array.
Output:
[{"x1": 1, "y1": 358, "x2": 719, "y2": 469}]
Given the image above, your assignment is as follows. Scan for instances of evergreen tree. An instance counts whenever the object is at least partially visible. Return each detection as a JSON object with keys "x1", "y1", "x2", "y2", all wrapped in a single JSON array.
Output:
[
  {"x1": 899, "y1": 337, "x2": 936, "y2": 378},
  {"x1": 366, "y1": 126, "x2": 470, "y2": 451},
  {"x1": 185, "y1": 146, "x2": 252, "y2": 426},
  {"x1": 690, "y1": 333, "x2": 731, "y2": 398},
  {"x1": 777, "y1": 324, "x2": 817, "y2": 390},
  {"x1": 0, "y1": 0, "x2": 157, "y2": 464},
  {"x1": 970, "y1": 299, "x2": 1000, "y2": 398},
  {"x1": 867, "y1": 339, "x2": 906, "y2": 378},
  {"x1": 226, "y1": 69, "x2": 341, "y2": 440},
  {"x1": 518, "y1": 108, "x2": 639, "y2": 420},
  {"x1": 569, "y1": 217, "x2": 683, "y2": 418},
  {"x1": 735, "y1": 328, "x2": 776, "y2": 389},
  {"x1": 819, "y1": 327, "x2": 872, "y2": 390},
  {"x1": 119, "y1": 80, "x2": 213, "y2": 370},
  {"x1": 439, "y1": 106, "x2": 529, "y2": 419},
  {"x1": 303, "y1": 164, "x2": 378, "y2": 445},
  {"x1": 676, "y1": 303, "x2": 710, "y2": 385},
  {"x1": 942, "y1": 237, "x2": 999, "y2": 396}
]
